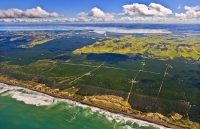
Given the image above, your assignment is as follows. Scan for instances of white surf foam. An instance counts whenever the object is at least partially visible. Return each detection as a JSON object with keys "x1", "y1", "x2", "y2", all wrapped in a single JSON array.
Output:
[
  {"x1": 75, "y1": 104, "x2": 169, "y2": 129},
  {"x1": 0, "y1": 88, "x2": 9, "y2": 94},
  {"x1": 0, "y1": 83, "x2": 170, "y2": 129},
  {"x1": 0, "y1": 83, "x2": 58, "y2": 106}
]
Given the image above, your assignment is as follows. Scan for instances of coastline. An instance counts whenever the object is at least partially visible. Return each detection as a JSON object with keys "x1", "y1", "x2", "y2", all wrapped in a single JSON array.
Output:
[{"x1": 0, "y1": 77, "x2": 198, "y2": 129}]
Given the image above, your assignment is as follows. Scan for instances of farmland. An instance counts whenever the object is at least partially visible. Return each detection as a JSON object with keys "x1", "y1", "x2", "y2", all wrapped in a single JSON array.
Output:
[{"x1": 0, "y1": 31, "x2": 200, "y2": 125}]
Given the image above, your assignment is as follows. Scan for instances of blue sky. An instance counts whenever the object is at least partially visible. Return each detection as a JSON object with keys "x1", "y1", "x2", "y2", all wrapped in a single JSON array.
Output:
[{"x1": 0, "y1": 0, "x2": 199, "y2": 23}]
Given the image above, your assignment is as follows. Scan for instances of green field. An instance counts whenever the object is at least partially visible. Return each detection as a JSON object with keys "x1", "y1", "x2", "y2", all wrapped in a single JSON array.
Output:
[{"x1": 74, "y1": 35, "x2": 200, "y2": 60}]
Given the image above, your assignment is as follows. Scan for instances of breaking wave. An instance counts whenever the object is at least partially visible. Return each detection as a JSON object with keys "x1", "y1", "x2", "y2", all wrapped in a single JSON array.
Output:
[{"x1": 0, "y1": 83, "x2": 170, "y2": 129}]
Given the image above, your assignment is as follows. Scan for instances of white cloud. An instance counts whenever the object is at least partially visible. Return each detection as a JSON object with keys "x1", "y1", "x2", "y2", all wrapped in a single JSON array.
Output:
[
  {"x1": 88, "y1": 7, "x2": 114, "y2": 21},
  {"x1": 175, "y1": 5, "x2": 200, "y2": 19},
  {"x1": 77, "y1": 12, "x2": 88, "y2": 17},
  {"x1": 103, "y1": 13, "x2": 115, "y2": 21},
  {"x1": 0, "y1": 6, "x2": 59, "y2": 18},
  {"x1": 118, "y1": 16, "x2": 167, "y2": 22},
  {"x1": 175, "y1": 13, "x2": 186, "y2": 19},
  {"x1": 118, "y1": 16, "x2": 200, "y2": 23},
  {"x1": 122, "y1": 3, "x2": 149, "y2": 15},
  {"x1": 1, "y1": 4, "x2": 200, "y2": 23},
  {"x1": 122, "y1": 3, "x2": 172, "y2": 16},
  {"x1": 184, "y1": 5, "x2": 200, "y2": 11},
  {"x1": 89, "y1": 7, "x2": 105, "y2": 17},
  {"x1": 178, "y1": 5, "x2": 181, "y2": 9},
  {"x1": 0, "y1": 16, "x2": 199, "y2": 23},
  {"x1": 0, "y1": 8, "x2": 23, "y2": 18},
  {"x1": 76, "y1": 7, "x2": 114, "y2": 22},
  {"x1": 149, "y1": 3, "x2": 173, "y2": 16}
]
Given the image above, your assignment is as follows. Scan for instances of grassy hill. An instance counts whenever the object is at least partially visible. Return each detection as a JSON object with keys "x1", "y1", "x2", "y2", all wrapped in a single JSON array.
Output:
[{"x1": 73, "y1": 35, "x2": 200, "y2": 60}]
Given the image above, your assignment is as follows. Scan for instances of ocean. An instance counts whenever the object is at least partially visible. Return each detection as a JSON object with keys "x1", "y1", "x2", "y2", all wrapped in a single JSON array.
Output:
[{"x1": 0, "y1": 83, "x2": 168, "y2": 129}]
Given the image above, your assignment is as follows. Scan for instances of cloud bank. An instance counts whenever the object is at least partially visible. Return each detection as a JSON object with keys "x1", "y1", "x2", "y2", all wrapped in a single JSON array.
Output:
[
  {"x1": 0, "y1": 6, "x2": 59, "y2": 18},
  {"x1": 0, "y1": 25, "x2": 172, "y2": 34}
]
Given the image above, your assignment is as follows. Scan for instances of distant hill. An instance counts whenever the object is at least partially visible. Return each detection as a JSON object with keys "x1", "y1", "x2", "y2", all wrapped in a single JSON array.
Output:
[{"x1": 73, "y1": 35, "x2": 200, "y2": 60}]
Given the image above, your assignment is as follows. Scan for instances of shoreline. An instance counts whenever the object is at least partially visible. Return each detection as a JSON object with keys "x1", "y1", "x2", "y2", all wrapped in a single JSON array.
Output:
[{"x1": 0, "y1": 80, "x2": 192, "y2": 129}]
